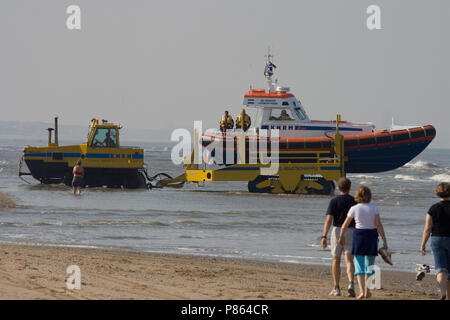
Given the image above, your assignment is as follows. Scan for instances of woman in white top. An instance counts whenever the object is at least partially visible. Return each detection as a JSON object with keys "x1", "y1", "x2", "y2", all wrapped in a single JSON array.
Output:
[{"x1": 339, "y1": 186, "x2": 388, "y2": 299}]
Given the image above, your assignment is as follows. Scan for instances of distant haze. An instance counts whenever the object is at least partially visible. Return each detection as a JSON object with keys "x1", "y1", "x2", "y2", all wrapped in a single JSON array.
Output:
[
  {"x1": 0, "y1": 1, "x2": 448, "y2": 148},
  {"x1": 0, "y1": 120, "x2": 170, "y2": 146}
]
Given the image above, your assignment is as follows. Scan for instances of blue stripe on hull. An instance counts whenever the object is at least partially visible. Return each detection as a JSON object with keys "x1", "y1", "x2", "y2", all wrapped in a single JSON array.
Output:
[
  {"x1": 260, "y1": 125, "x2": 363, "y2": 131},
  {"x1": 63, "y1": 153, "x2": 81, "y2": 158},
  {"x1": 25, "y1": 152, "x2": 81, "y2": 158}
]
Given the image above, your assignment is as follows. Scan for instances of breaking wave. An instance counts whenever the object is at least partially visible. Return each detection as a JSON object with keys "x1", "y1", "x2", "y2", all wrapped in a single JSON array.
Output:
[
  {"x1": 404, "y1": 160, "x2": 440, "y2": 170},
  {"x1": 393, "y1": 174, "x2": 422, "y2": 182},
  {"x1": 144, "y1": 146, "x2": 170, "y2": 152},
  {"x1": 348, "y1": 174, "x2": 382, "y2": 179},
  {"x1": 430, "y1": 173, "x2": 450, "y2": 183}
]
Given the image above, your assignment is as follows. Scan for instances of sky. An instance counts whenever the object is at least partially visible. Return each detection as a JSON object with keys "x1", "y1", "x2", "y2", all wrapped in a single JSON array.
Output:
[{"x1": 0, "y1": 0, "x2": 449, "y2": 147}]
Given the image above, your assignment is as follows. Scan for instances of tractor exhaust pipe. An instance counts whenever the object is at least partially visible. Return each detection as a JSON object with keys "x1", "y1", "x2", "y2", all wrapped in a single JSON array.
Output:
[
  {"x1": 47, "y1": 128, "x2": 54, "y2": 145},
  {"x1": 54, "y1": 117, "x2": 59, "y2": 146}
]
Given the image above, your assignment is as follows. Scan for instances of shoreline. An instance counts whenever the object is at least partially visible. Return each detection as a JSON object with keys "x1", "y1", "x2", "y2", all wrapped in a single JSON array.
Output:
[
  {"x1": 0, "y1": 237, "x2": 420, "y2": 274},
  {"x1": 0, "y1": 243, "x2": 440, "y2": 300}
]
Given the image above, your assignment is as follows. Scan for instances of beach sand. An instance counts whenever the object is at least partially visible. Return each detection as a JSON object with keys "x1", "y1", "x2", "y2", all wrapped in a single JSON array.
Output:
[{"x1": 0, "y1": 244, "x2": 441, "y2": 300}]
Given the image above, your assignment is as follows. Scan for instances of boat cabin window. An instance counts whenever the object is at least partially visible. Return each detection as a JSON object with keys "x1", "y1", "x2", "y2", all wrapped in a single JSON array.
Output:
[
  {"x1": 294, "y1": 107, "x2": 307, "y2": 121},
  {"x1": 91, "y1": 128, "x2": 117, "y2": 147},
  {"x1": 269, "y1": 109, "x2": 295, "y2": 121}
]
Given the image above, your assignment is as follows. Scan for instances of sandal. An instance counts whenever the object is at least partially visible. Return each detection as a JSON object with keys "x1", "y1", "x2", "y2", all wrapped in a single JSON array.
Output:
[{"x1": 378, "y1": 247, "x2": 393, "y2": 265}]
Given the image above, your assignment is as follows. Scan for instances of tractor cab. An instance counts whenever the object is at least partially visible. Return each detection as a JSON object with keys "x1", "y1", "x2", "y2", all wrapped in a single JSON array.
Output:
[{"x1": 87, "y1": 119, "x2": 121, "y2": 148}]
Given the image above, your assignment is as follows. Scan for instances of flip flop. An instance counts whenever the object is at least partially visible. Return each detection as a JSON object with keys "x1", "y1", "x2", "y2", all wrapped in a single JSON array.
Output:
[
  {"x1": 415, "y1": 264, "x2": 430, "y2": 281},
  {"x1": 416, "y1": 270, "x2": 425, "y2": 281},
  {"x1": 378, "y1": 248, "x2": 393, "y2": 265}
]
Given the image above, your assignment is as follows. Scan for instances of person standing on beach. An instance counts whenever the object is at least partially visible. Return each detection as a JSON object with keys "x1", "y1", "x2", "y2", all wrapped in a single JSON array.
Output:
[
  {"x1": 72, "y1": 160, "x2": 84, "y2": 195},
  {"x1": 339, "y1": 186, "x2": 388, "y2": 299},
  {"x1": 321, "y1": 177, "x2": 356, "y2": 297},
  {"x1": 420, "y1": 182, "x2": 450, "y2": 300}
]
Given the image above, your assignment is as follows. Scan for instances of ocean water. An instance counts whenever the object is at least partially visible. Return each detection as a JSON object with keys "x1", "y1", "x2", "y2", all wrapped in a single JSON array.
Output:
[{"x1": 1, "y1": 137, "x2": 449, "y2": 273}]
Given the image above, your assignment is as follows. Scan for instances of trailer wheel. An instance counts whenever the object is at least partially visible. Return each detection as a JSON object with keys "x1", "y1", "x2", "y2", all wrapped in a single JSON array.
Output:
[
  {"x1": 306, "y1": 178, "x2": 335, "y2": 195},
  {"x1": 248, "y1": 176, "x2": 272, "y2": 193}
]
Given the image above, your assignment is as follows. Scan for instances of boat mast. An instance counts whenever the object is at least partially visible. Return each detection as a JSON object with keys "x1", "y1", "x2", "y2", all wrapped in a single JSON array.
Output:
[{"x1": 264, "y1": 47, "x2": 277, "y2": 93}]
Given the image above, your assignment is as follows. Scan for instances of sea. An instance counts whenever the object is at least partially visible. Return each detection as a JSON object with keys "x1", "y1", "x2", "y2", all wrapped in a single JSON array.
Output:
[{"x1": 1, "y1": 136, "x2": 450, "y2": 274}]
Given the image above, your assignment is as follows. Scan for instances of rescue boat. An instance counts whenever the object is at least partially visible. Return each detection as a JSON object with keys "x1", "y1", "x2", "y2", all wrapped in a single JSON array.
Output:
[
  {"x1": 20, "y1": 118, "x2": 148, "y2": 188},
  {"x1": 202, "y1": 56, "x2": 436, "y2": 173}
]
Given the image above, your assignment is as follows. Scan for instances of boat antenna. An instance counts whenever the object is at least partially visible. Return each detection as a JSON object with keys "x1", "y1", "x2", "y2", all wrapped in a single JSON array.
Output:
[
  {"x1": 264, "y1": 47, "x2": 277, "y2": 92},
  {"x1": 264, "y1": 47, "x2": 274, "y2": 63}
]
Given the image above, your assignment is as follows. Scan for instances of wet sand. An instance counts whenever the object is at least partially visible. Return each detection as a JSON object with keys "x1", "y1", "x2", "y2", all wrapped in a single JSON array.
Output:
[
  {"x1": 0, "y1": 192, "x2": 17, "y2": 210},
  {"x1": 0, "y1": 244, "x2": 441, "y2": 300}
]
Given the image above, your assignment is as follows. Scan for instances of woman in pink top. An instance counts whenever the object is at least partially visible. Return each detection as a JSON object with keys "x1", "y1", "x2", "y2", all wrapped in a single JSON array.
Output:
[{"x1": 339, "y1": 186, "x2": 388, "y2": 299}]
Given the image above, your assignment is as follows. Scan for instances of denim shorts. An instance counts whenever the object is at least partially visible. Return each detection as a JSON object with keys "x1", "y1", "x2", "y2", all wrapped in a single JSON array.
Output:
[{"x1": 431, "y1": 236, "x2": 450, "y2": 280}]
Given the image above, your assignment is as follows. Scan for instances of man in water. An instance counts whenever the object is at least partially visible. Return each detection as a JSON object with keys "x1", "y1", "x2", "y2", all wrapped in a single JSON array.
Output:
[
  {"x1": 321, "y1": 177, "x2": 356, "y2": 297},
  {"x1": 72, "y1": 160, "x2": 84, "y2": 195}
]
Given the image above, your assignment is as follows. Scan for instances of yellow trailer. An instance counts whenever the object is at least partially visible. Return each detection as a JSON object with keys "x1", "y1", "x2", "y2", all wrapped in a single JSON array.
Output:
[{"x1": 157, "y1": 115, "x2": 346, "y2": 195}]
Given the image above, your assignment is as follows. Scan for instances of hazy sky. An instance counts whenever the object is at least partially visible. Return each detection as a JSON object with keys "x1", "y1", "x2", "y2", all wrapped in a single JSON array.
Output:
[{"x1": 1, "y1": 1, "x2": 449, "y2": 147}]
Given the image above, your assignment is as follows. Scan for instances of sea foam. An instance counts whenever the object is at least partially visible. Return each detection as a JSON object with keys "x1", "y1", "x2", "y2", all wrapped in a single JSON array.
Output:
[
  {"x1": 430, "y1": 173, "x2": 450, "y2": 183},
  {"x1": 404, "y1": 160, "x2": 440, "y2": 170},
  {"x1": 348, "y1": 174, "x2": 381, "y2": 179},
  {"x1": 394, "y1": 174, "x2": 422, "y2": 182}
]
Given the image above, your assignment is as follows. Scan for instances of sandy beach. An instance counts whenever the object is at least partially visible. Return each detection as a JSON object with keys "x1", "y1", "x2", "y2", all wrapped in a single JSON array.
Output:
[
  {"x1": 0, "y1": 244, "x2": 440, "y2": 300},
  {"x1": 0, "y1": 192, "x2": 441, "y2": 300}
]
